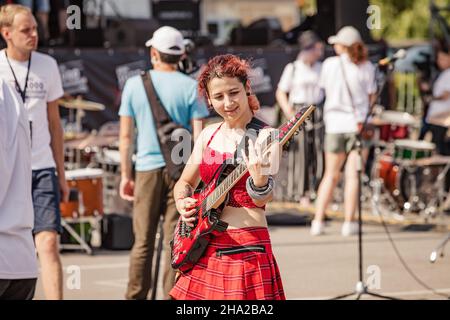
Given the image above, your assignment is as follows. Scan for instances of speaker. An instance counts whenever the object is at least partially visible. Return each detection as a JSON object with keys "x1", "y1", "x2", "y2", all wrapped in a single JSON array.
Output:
[
  {"x1": 68, "y1": 28, "x2": 105, "y2": 47},
  {"x1": 101, "y1": 213, "x2": 134, "y2": 250},
  {"x1": 103, "y1": 18, "x2": 159, "y2": 47},
  {"x1": 231, "y1": 17, "x2": 283, "y2": 46},
  {"x1": 151, "y1": 0, "x2": 200, "y2": 36},
  {"x1": 316, "y1": 0, "x2": 373, "y2": 43}
]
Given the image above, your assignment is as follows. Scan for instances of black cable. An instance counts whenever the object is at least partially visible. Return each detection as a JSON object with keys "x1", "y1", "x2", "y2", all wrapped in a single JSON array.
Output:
[{"x1": 377, "y1": 211, "x2": 450, "y2": 299}]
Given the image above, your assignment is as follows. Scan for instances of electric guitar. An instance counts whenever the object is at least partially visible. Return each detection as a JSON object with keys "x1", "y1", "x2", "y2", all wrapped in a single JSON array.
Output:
[{"x1": 170, "y1": 105, "x2": 316, "y2": 272}]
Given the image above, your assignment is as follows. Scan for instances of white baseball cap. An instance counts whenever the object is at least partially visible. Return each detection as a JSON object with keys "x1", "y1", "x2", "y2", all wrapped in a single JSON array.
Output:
[
  {"x1": 328, "y1": 26, "x2": 362, "y2": 46},
  {"x1": 145, "y1": 26, "x2": 185, "y2": 55}
]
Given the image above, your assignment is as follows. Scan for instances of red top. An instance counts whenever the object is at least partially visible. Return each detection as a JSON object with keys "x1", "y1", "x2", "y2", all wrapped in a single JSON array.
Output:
[{"x1": 199, "y1": 124, "x2": 265, "y2": 209}]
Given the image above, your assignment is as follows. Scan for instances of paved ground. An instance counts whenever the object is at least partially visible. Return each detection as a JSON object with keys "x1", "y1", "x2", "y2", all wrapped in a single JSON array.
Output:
[{"x1": 34, "y1": 206, "x2": 450, "y2": 300}]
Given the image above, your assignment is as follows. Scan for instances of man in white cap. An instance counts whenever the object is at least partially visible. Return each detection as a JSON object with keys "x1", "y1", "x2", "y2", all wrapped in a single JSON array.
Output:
[{"x1": 119, "y1": 26, "x2": 209, "y2": 299}]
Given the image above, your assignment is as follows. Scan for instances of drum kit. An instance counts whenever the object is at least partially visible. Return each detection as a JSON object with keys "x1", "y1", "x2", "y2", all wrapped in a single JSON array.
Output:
[
  {"x1": 370, "y1": 108, "x2": 450, "y2": 219},
  {"x1": 58, "y1": 97, "x2": 130, "y2": 253},
  {"x1": 60, "y1": 97, "x2": 113, "y2": 169}
]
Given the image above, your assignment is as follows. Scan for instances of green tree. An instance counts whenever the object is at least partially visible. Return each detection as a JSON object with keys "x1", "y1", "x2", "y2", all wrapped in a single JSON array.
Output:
[{"x1": 370, "y1": 0, "x2": 450, "y2": 41}]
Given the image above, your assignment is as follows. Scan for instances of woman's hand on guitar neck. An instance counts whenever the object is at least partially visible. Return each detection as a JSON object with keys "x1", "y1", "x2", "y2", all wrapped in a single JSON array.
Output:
[
  {"x1": 176, "y1": 197, "x2": 198, "y2": 227},
  {"x1": 241, "y1": 136, "x2": 277, "y2": 187}
]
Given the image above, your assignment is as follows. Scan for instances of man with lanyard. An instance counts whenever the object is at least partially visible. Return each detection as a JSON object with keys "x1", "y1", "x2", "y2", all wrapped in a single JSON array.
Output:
[
  {"x1": 119, "y1": 26, "x2": 209, "y2": 299},
  {"x1": 0, "y1": 4, "x2": 67, "y2": 299}
]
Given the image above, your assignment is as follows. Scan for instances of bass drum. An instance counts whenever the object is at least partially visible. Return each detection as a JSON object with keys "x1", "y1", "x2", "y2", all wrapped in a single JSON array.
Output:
[{"x1": 374, "y1": 154, "x2": 447, "y2": 212}]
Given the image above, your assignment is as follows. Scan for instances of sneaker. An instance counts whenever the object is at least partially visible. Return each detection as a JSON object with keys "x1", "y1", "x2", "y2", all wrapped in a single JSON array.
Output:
[
  {"x1": 299, "y1": 196, "x2": 311, "y2": 207},
  {"x1": 341, "y1": 221, "x2": 359, "y2": 236},
  {"x1": 310, "y1": 220, "x2": 325, "y2": 236}
]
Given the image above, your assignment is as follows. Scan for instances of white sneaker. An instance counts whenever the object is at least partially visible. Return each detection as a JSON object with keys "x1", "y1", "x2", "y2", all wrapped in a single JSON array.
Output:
[
  {"x1": 310, "y1": 220, "x2": 325, "y2": 236},
  {"x1": 341, "y1": 221, "x2": 359, "y2": 236}
]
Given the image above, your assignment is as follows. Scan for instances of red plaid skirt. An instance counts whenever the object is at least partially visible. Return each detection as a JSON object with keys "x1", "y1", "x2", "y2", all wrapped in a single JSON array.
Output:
[{"x1": 169, "y1": 227, "x2": 285, "y2": 300}]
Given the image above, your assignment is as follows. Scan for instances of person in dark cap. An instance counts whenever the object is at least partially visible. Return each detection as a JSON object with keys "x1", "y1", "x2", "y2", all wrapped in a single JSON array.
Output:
[{"x1": 276, "y1": 30, "x2": 325, "y2": 206}]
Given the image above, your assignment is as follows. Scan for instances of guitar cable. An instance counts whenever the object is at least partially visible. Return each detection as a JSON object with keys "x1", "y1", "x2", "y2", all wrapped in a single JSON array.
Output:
[{"x1": 376, "y1": 209, "x2": 450, "y2": 299}]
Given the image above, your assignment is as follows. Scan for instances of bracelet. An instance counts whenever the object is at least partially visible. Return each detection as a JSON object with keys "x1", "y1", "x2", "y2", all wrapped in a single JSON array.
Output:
[
  {"x1": 249, "y1": 177, "x2": 270, "y2": 192},
  {"x1": 246, "y1": 176, "x2": 274, "y2": 200}
]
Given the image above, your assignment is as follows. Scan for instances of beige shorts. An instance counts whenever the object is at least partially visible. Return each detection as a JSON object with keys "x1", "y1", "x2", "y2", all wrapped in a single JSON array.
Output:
[{"x1": 324, "y1": 133, "x2": 371, "y2": 153}]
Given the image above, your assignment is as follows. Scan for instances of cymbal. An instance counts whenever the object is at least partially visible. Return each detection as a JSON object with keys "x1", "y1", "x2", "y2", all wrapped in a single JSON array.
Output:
[
  {"x1": 63, "y1": 131, "x2": 88, "y2": 141},
  {"x1": 372, "y1": 110, "x2": 419, "y2": 126},
  {"x1": 65, "y1": 134, "x2": 117, "y2": 150},
  {"x1": 59, "y1": 98, "x2": 105, "y2": 111},
  {"x1": 428, "y1": 111, "x2": 450, "y2": 127},
  {"x1": 402, "y1": 155, "x2": 450, "y2": 167}
]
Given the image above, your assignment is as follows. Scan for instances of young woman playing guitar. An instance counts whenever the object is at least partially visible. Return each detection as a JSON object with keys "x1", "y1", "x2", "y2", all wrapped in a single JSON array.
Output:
[{"x1": 169, "y1": 54, "x2": 285, "y2": 300}]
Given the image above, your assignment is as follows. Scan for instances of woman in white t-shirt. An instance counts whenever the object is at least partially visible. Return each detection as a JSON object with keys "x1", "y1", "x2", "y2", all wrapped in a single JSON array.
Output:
[
  {"x1": 426, "y1": 49, "x2": 450, "y2": 155},
  {"x1": 311, "y1": 26, "x2": 377, "y2": 236},
  {"x1": 276, "y1": 31, "x2": 324, "y2": 204}
]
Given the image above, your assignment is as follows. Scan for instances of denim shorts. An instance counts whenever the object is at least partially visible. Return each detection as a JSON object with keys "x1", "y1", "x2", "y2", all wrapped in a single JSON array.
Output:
[{"x1": 32, "y1": 168, "x2": 62, "y2": 234}]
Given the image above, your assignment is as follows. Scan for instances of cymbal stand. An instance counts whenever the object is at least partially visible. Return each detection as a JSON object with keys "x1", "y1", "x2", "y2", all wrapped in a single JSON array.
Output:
[
  {"x1": 75, "y1": 108, "x2": 86, "y2": 134},
  {"x1": 402, "y1": 164, "x2": 421, "y2": 213},
  {"x1": 429, "y1": 161, "x2": 450, "y2": 263}
]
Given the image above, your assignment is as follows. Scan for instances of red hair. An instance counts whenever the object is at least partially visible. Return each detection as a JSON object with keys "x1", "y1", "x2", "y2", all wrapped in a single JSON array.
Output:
[
  {"x1": 346, "y1": 42, "x2": 368, "y2": 65},
  {"x1": 198, "y1": 54, "x2": 260, "y2": 112}
]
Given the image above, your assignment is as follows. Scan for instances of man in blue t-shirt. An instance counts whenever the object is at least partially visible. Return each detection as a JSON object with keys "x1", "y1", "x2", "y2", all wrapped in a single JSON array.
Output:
[{"x1": 119, "y1": 26, "x2": 209, "y2": 300}]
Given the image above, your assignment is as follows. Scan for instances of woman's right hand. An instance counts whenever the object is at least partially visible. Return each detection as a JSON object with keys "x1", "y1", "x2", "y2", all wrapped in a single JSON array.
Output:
[{"x1": 176, "y1": 197, "x2": 198, "y2": 227}]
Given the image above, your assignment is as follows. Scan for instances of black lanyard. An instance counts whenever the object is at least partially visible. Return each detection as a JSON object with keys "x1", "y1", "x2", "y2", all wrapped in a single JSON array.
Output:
[
  {"x1": 5, "y1": 51, "x2": 32, "y2": 104},
  {"x1": 5, "y1": 51, "x2": 33, "y2": 145}
]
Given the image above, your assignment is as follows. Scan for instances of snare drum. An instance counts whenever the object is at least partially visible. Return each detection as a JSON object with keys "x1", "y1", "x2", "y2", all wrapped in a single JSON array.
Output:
[
  {"x1": 373, "y1": 110, "x2": 417, "y2": 142},
  {"x1": 62, "y1": 168, "x2": 104, "y2": 216},
  {"x1": 379, "y1": 124, "x2": 409, "y2": 142},
  {"x1": 393, "y1": 139, "x2": 435, "y2": 161}
]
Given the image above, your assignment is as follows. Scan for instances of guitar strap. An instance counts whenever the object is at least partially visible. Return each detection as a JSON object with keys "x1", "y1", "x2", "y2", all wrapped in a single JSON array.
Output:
[{"x1": 213, "y1": 116, "x2": 268, "y2": 207}]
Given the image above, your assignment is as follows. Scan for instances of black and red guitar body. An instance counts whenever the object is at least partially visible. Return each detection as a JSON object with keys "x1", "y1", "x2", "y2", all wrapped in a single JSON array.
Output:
[{"x1": 170, "y1": 170, "x2": 231, "y2": 273}]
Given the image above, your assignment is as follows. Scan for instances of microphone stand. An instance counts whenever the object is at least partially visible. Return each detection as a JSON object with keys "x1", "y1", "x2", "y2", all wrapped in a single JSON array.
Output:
[{"x1": 332, "y1": 62, "x2": 399, "y2": 300}]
